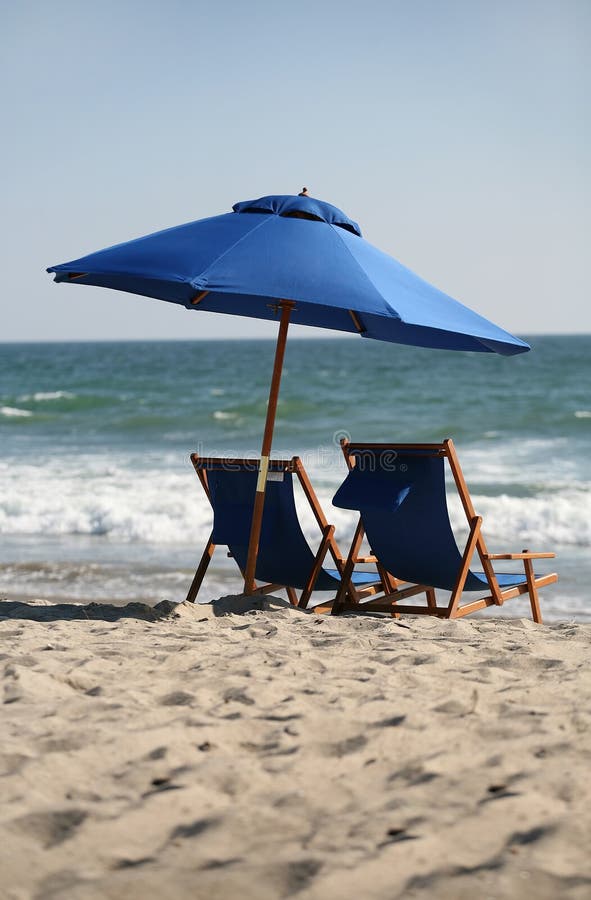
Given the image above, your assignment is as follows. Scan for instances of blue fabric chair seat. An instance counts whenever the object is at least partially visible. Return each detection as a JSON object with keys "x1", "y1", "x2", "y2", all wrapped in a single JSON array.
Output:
[
  {"x1": 323, "y1": 568, "x2": 383, "y2": 588},
  {"x1": 471, "y1": 571, "x2": 535, "y2": 588}
]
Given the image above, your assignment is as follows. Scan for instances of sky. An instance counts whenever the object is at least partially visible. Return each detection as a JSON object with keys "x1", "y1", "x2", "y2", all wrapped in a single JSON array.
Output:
[{"x1": 0, "y1": 0, "x2": 589, "y2": 341}]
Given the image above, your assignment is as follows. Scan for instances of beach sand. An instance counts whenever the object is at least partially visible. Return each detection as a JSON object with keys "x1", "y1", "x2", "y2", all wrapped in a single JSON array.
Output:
[{"x1": 1, "y1": 596, "x2": 590, "y2": 900}]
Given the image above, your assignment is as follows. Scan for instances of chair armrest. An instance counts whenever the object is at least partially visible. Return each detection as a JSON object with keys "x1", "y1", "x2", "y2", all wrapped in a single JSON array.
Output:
[{"x1": 483, "y1": 552, "x2": 555, "y2": 560}]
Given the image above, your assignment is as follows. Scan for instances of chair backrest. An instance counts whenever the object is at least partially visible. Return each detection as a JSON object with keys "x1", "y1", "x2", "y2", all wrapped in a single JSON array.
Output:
[
  {"x1": 333, "y1": 444, "x2": 483, "y2": 591},
  {"x1": 193, "y1": 457, "x2": 338, "y2": 591}
]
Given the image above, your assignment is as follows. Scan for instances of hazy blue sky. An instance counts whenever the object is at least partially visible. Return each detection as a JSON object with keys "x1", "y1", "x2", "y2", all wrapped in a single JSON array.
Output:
[{"x1": 1, "y1": 0, "x2": 588, "y2": 340}]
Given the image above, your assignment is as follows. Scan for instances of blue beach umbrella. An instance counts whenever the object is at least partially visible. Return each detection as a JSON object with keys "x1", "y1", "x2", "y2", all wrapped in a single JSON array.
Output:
[{"x1": 47, "y1": 191, "x2": 529, "y2": 591}]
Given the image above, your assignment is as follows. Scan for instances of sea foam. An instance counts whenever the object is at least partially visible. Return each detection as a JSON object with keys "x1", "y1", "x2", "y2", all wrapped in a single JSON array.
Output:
[
  {"x1": 18, "y1": 391, "x2": 76, "y2": 402},
  {"x1": 0, "y1": 452, "x2": 588, "y2": 549},
  {"x1": 0, "y1": 407, "x2": 32, "y2": 417}
]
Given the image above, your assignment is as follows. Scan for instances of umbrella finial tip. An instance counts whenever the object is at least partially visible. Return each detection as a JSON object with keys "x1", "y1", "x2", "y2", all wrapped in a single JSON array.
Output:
[{"x1": 298, "y1": 187, "x2": 309, "y2": 196}]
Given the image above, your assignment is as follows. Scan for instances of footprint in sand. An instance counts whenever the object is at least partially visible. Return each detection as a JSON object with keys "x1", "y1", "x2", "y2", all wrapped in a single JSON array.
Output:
[
  {"x1": 222, "y1": 687, "x2": 255, "y2": 706},
  {"x1": 39, "y1": 735, "x2": 86, "y2": 754},
  {"x1": 326, "y1": 734, "x2": 368, "y2": 757},
  {"x1": 12, "y1": 809, "x2": 87, "y2": 848},
  {"x1": 159, "y1": 691, "x2": 194, "y2": 706},
  {"x1": 0, "y1": 752, "x2": 32, "y2": 776}
]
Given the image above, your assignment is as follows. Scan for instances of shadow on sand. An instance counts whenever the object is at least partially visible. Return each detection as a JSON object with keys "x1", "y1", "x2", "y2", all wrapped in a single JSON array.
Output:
[
  {"x1": 0, "y1": 599, "x2": 182, "y2": 623},
  {"x1": 0, "y1": 595, "x2": 295, "y2": 623}
]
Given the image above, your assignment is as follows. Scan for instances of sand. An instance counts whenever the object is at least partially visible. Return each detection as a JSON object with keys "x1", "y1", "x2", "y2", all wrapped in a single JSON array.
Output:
[{"x1": 1, "y1": 595, "x2": 590, "y2": 900}]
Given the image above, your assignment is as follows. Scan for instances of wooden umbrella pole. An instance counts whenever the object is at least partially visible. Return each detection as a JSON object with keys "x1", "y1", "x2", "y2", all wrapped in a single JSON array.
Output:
[{"x1": 244, "y1": 300, "x2": 295, "y2": 593}]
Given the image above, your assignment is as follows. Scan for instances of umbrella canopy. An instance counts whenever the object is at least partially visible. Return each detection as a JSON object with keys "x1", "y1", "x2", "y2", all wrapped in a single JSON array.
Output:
[
  {"x1": 48, "y1": 192, "x2": 529, "y2": 356},
  {"x1": 47, "y1": 192, "x2": 530, "y2": 593}
]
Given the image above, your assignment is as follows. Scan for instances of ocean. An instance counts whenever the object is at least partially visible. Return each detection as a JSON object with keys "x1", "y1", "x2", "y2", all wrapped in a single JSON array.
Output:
[{"x1": 0, "y1": 336, "x2": 589, "y2": 621}]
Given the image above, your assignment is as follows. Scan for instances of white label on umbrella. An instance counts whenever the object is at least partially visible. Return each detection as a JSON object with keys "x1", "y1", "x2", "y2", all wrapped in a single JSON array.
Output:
[{"x1": 267, "y1": 471, "x2": 284, "y2": 482}]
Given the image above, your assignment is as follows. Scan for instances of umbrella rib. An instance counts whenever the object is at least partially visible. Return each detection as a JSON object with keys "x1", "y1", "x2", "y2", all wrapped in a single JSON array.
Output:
[
  {"x1": 331, "y1": 226, "x2": 518, "y2": 345},
  {"x1": 330, "y1": 226, "x2": 401, "y2": 322},
  {"x1": 349, "y1": 310, "x2": 366, "y2": 333},
  {"x1": 192, "y1": 214, "x2": 275, "y2": 289},
  {"x1": 52, "y1": 215, "x2": 276, "y2": 293}
]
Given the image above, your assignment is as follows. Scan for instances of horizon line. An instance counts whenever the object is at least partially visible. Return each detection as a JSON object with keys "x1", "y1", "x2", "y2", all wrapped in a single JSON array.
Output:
[{"x1": 0, "y1": 331, "x2": 589, "y2": 346}]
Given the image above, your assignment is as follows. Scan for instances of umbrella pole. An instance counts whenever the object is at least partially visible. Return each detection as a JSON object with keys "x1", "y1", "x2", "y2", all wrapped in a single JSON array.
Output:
[{"x1": 244, "y1": 300, "x2": 295, "y2": 593}]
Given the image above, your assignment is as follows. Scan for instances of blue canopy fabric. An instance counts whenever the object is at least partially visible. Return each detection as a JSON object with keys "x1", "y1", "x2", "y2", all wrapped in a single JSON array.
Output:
[
  {"x1": 47, "y1": 193, "x2": 529, "y2": 356},
  {"x1": 333, "y1": 448, "x2": 531, "y2": 591},
  {"x1": 207, "y1": 464, "x2": 377, "y2": 592}
]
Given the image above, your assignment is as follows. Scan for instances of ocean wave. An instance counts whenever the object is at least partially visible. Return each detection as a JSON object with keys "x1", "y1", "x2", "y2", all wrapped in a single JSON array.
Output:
[
  {"x1": 0, "y1": 454, "x2": 588, "y2": 550},
  {"x1": 0, "y1": 457, "x2": 211, "y2": 544},
  {"x1": 0, "y1": 406, "x2": 33, "y2": 418},
  {"x1": 18, "y1": 391, "x2": 76, "y2": 402},
  {"x1": 452, "y1": 438, "x2": 589, "y2": 487},
  {"x1": 446, "y1": 490, "x2": 591, "y2": 549}
]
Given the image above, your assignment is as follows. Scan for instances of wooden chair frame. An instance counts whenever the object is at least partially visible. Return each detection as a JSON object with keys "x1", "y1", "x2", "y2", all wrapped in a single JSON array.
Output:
[
  {"x1": 332, "y1": 438, "x2": 557, "y2": 623},
  {"x1": 185, "y1": 454, "x2": 384, "y2": 609}
]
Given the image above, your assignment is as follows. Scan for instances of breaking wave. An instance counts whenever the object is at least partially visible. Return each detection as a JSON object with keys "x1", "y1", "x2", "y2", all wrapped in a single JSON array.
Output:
[
  {"x1": 0, "y1": 452, "x2": 588, "y2": 550},
  {"x1": 0, "y1": 406, "x2": 33, "y2": 417}
]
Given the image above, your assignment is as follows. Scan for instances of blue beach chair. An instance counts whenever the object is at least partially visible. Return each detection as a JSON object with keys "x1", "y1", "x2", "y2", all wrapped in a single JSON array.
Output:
[
  {"x1": 185, "y1": 455, "x2": 384, "y2": 609},
  {"x1": 332, "y1": 439, "x2": 557, "y2": 622}
]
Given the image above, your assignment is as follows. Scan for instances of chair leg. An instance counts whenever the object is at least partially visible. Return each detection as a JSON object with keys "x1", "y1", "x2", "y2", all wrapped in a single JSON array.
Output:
[
  {"x1": 185, "y1": 533, "x2": 215, "y2": 603},
  {"x1": 377, "y1": 562, "x2": 396, "y2": 594},
  {"x1": 330, "y1": 517, "x2": 365, "y2": 616},
  {"x1": 286, "y1": 587, "x2": 299, "y2": 607},
  {"x1": 339, "y1": 518, "x2": 365, "y2": 605},
  {"x1": 376, "y1": 564, "x2": 401, "y2": 618},
  {"x1": 298, "y1": 525, "x2": 334, "y2": 609},
  {"x1": 523, "y1": 552, "x2": 543, "y2": 624},
  {"x1": 426, "y1": 588, "x2": 437, "y2": 610},
  {"x1": 331, "y1": 539, "x2": 358, "y2": 616},
  {"x1": 447, "y1": 516, "x2": 482, "y2": 617}
]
